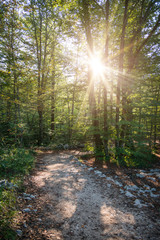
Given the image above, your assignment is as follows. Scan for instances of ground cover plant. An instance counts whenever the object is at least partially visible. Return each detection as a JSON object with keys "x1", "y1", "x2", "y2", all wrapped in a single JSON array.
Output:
[{"x1": 0, "y1": 147, "x2": 35, "y2": 240}]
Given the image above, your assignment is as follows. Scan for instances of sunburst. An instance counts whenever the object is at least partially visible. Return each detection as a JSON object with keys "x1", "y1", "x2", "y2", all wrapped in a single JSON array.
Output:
[{"x1": 89, "y1": 56, "x2": 105, "y2": 77}]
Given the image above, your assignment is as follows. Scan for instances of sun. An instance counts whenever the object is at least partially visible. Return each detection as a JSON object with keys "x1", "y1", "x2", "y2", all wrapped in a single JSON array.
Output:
[{"x1": 89, "y1": 56, "x2": 105, "y2": 77}]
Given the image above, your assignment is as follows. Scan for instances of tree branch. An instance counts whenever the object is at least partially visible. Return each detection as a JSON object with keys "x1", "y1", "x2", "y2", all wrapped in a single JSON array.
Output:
[
  {"x1": 130, "y1": 14, "x2": 160, "y2": 71},
  {"x1": 92, "y1": 0, "x2": 105, "y2": 16}
]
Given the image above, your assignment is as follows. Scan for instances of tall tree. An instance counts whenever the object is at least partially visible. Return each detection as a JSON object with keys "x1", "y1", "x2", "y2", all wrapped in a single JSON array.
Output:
[
  {"x1": 24, "y1": 0, "x2": 59, "y2": 145},
  {"x1": 80, "y1": 0, "x2": 103, "y2": 163},
  {"x1": 115, "y1": 0, "x2": 129, "y2": 157},
  {"x1": 103, "y1": 0, "x2": 110, "y2": 161}
]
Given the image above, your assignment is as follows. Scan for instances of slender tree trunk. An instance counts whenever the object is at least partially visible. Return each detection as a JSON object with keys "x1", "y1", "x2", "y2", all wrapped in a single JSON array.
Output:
[
  {"x1": 32, "y1": 3, "x2": 45, "y2": 146},
  {"x1": 116, "y1": 0, "x2": 129, "y2": 157},
  {"x1": 66, "y1": 85, "x2": 71, "y2": 143},
  {"x1": 110, "y1": 79, "x2": 113, "y2": 122},
  {"x1": 13, "y1": 71, "x2": 17, "y2": 124},
  {"x1": 48, "y1": 36, "x2": 56, "y2": 138},
  {"x1": 51, "y1": 70, "x2": 55, "y2": 132},
  {"x1": 81, "y1": 0, "x2": 103, "y2": 164},
  {"x1": 103, "y1": 0, "x2": 110, "y2": 161},
  {"x1": 138, "y1": 85, "x2": 143, "y2": 146},
  {"x1": 7, "y1": 62, "x2": 11, "y2": 121},
  {"x1": 11, "y1": 6, "x2": 18, "y2": 125},
  {"x1": 154, "y1": 86, "x2": 160, "y2": 147},
  {"x1": 89, "y1": 67, "x2": 103, "y2": 163},
  {"x1": 115, "y1": 78, "x2": 120, "y2": 150},
  {"x1": 70, "y1": 45, "x2": 79, "y2": 140},
  {"x1": 32, "y1": 3, "x2": 42, "y2": 145},
  {"x1": 103, "y1": 84, "x2": 109, "y2": 159},
  {"x1": 0, "y1": 84, "x2": 3, "y2": 121}
]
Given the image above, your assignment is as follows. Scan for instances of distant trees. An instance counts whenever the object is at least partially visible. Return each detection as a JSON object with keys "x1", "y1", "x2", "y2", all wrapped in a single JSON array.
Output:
[
  {"x1": 23, "y1": 0, "x2": 55, "y2": 145},
  {"x1": 0, "y1": 0, "x2": 24, "y2": 144}
]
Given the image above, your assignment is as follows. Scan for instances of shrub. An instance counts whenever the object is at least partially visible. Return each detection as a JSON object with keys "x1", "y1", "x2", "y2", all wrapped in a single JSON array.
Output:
[
  {"x1": 0, "y1": 188, "x2": 17, "y2": 240},
  {"x1": 0, "y1": 147, "x2": 35, "y2": 239},
  {"x1": 0, "y1": 148, "x2": 34, "y2": 178}
]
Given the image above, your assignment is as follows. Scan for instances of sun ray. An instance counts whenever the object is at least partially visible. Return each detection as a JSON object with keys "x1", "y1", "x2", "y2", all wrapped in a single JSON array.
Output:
[{"x1": 74, "y1": 53, "x2": 137, "y2": 127}]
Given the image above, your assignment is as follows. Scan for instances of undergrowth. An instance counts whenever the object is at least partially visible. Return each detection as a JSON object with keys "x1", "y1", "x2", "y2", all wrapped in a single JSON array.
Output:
[
  {"x1": 0, "y1": 147, "x2": 35, "y2": 240},
  {"x1": 115, "y1": 144, "x2": 157, "y2": 168}
]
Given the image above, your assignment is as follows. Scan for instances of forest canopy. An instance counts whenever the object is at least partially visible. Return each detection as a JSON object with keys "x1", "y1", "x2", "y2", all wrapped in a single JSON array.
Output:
[{"x1": 0, "y1": 0, "x2": 160, "y2": 167}]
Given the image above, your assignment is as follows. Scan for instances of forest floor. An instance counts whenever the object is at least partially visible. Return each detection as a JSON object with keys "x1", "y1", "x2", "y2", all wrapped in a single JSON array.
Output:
[{"x1": 16, "y1": 150, "x2": 160, "y2": 240}]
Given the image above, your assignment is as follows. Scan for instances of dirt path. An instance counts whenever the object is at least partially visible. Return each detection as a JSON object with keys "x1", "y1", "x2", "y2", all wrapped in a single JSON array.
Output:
[{"x1": 18, "y1": 152, "x2": 160, "y2": 240}]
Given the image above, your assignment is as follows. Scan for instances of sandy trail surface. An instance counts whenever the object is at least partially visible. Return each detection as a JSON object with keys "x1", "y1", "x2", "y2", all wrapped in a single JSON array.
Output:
[{"x1": 19, "y1": 152, "x2": 160, "y2": 240}]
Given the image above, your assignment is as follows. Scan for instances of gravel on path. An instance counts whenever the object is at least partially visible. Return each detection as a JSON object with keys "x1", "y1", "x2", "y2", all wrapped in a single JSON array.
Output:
[{"x1": 18, "y1": 152, "x2": 160, "y2": 240}]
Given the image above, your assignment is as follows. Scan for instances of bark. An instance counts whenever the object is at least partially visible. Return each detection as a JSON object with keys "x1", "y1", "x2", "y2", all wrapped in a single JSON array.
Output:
[
  {"x1": 32, "y1": 2, "x2": 49, "y2": 145},
  {"x1": 66, "y1": 85, "x2": 71, "y2": 143},
  {"x1": 103, "y1": 0, "x2": 110, "y2": 161},
  {"x1": 38, "y1": 6, "x2": 44, "y2": 146},
  {"x1": 115, "y1": 0, "x2": 129, "y2": 154},
  {"x1": 81, "y1": 0, "x2": 103, "y2": 164},
  {"x1": 70, "y1": 45, "x2": 79, "y2": 141},
  {"x1": 51, "y1": 70, "x2": 55, "y2": 132},
  {"x1": 11, "y1": 5, "x2": 18, "y2": 124},
  {"x1": 50, "y1": 37, "x2": 56, "y2": 135},
  {"x1": 154, "y1": 86, "x2": 160, "y2": 147},
  {"x1": 31, "y1": 3, "x2": 42, "y2": 145},
  {"x1": 110, "y1": 79, "x2": 113, "y2": 122}
]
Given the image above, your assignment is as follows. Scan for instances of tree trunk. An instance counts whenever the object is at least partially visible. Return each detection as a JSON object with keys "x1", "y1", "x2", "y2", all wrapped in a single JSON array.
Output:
[
  {"x1": 81, "y1": 0, "x2": 103, "y2": 164},
  {"x1": 116, "y1": 0, "x2": 129, "y2": 158},
  {"x1": 110, "y1": 79, "x2": 113, "y2": 122},
  {"x1": 51, "y1": 70, "x2": 55, "y2": 132},
  {"x1": 154, "y1": 86, "x2": 160, "y2": 147},
  {"x1": 103, "y1": 0, "x2": 110, "y2": 161}
]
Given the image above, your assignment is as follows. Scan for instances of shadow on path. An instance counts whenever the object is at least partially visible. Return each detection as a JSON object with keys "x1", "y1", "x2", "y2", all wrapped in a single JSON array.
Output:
[{"x1": 20, "y1": 152, "x2": 160, "y2": 240}]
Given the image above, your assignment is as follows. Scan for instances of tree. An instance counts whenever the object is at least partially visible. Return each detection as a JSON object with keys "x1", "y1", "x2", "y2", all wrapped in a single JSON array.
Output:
[
  {"x1": 121, "y1": 0, "x2": 160, "y2": 150},
  {"x1": 79, "y1": 0, "x2": 104, "y2": 164}
]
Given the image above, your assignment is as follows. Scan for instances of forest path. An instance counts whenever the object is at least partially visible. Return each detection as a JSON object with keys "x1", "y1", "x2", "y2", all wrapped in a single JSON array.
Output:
[{"x1": 19, "y1": 152, "x2": 160, "y2": 240}]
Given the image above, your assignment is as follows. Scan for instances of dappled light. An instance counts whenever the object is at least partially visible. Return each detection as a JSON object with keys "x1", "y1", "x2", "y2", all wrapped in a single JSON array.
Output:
[
  {"x1": 100, "y1": 203, "x2": 135, "y2": 236},
  {"x1": 18, "y1": 153, "x2": 160, "y2": 239}
]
